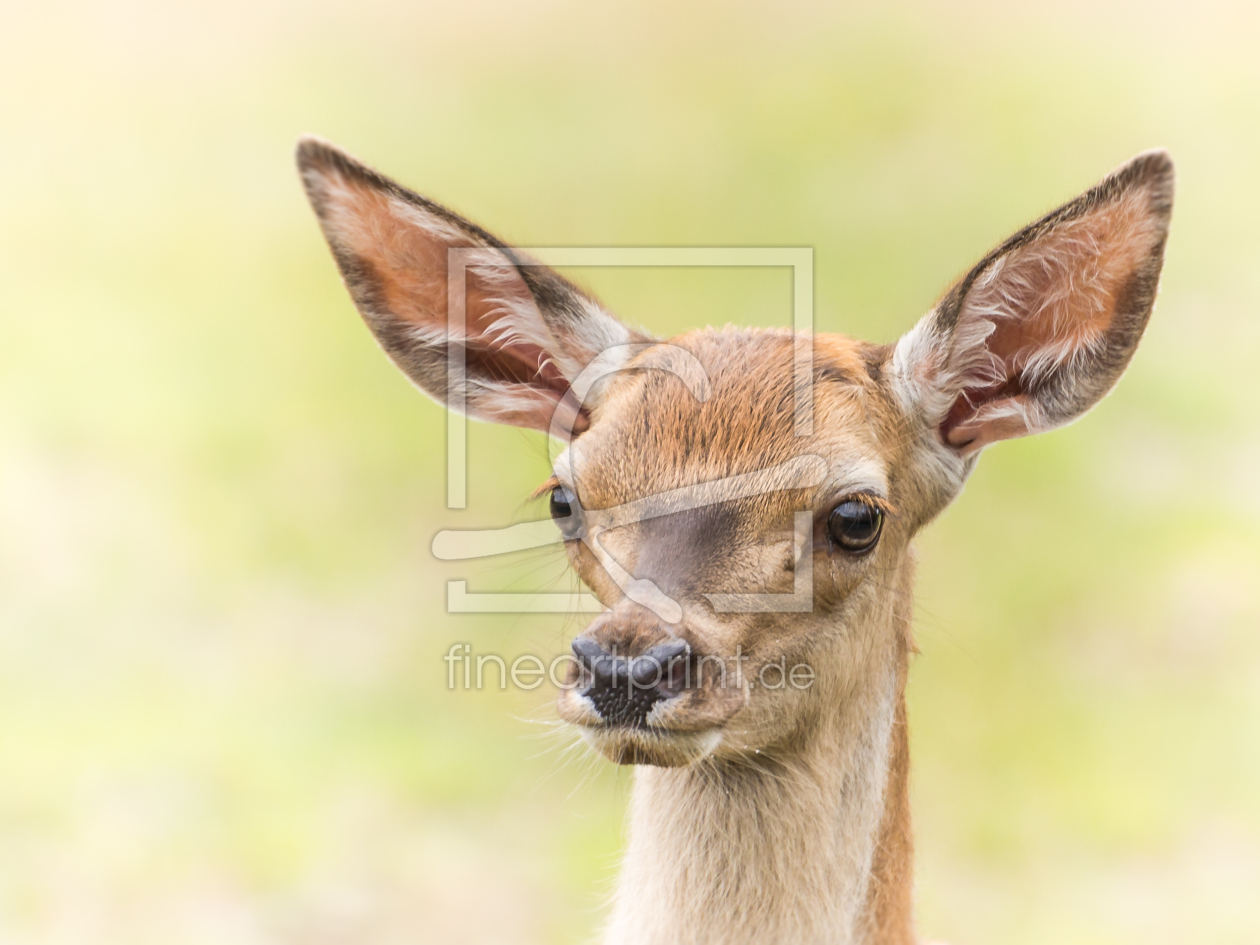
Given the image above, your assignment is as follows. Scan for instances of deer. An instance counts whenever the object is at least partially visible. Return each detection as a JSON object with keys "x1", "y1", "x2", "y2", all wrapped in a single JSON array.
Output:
[{"x1": 296, "y1": 136, "x2": 1173, "y2": 945}]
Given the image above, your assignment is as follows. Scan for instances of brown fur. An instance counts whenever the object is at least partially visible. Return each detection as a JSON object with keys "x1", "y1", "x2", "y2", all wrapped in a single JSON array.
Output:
[{"x1": 297, "y1": 138, "x2": 1174, "y2": 944}]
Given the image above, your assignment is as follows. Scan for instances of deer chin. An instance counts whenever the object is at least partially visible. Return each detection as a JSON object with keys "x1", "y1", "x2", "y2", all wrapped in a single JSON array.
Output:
[
  {"x1": 557, "y1": 685, "x2": 743, "y2": 767},
  {"x1": 578, "y1": 723, "x2": 724, "y2": 768}
]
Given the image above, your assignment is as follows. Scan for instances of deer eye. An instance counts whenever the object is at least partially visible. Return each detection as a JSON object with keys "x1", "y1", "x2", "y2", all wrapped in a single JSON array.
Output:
[
  {"x1": 827, "y1": 500, "x2": 883, "y2": 554},
  {"x1": 550, "y1": 485, "x2": 581, "y2": 538}
]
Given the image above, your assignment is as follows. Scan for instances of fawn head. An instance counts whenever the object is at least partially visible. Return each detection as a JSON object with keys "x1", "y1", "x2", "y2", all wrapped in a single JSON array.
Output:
[{"x1": 299, "y1": 139, "x2": 1172, "y2": 767}]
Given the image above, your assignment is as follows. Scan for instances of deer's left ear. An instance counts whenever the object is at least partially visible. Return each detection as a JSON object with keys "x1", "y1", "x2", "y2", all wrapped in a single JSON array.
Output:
[{"x1": 892, "y1": 150, "x2": 1174, "y2": 456}]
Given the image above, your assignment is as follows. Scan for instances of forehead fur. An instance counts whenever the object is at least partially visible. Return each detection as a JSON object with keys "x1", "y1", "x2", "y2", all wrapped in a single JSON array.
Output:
[{"x1": 567, "y1": 327, "x2": 897, "y2": 509}]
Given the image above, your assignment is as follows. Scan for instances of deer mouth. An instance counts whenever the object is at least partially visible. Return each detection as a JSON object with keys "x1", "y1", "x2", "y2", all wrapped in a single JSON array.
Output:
[{"x1": 576, "y1": 723, "x2": 725, "y2": 767}]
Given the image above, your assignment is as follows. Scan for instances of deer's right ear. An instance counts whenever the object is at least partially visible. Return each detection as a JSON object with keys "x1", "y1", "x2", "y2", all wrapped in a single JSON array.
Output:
[
  {"x1": 297, "y1": 136, "x2": 648, "y2": 435},
  {"x1": 890, "y1": 150, "x2": 1174, "y2": 458}
]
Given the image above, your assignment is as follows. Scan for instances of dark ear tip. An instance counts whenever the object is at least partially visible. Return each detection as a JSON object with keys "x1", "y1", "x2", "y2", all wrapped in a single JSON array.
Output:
[
  {"x1": 294, "y1": 135, "x2": 379, "y2": 188},
  {"x1": 1116, "y1": 148, "x2": 1176, "y2": 209},
  {"x1": 295, "y1": 134, "x2": 337, "y2": 172},
  {"x1": 1129, "y1": 148, "x2": 1174, "y2": 182},
  {"x1": 295, "y1": 136, "x2": 394, "y2": 219}
]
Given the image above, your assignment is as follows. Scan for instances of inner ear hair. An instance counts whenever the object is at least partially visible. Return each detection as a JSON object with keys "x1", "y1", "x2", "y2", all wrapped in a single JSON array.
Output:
[
  {"x1": 912, "y1": 149, "x2": 1173, "y2": 454},
  {"x1": 296, "y1": 136, "x2": 647, "y2": 434}
]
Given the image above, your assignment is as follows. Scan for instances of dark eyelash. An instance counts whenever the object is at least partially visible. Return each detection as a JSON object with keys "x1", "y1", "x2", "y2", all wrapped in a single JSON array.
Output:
[{"x1": 837, "y1": 491, "x2": 897, "y2": 516}]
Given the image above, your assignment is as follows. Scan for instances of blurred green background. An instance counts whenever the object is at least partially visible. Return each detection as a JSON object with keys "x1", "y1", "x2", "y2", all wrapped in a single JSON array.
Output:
[{"x1": 2, "y1": 1, "x2": 1258, "y2": 942}]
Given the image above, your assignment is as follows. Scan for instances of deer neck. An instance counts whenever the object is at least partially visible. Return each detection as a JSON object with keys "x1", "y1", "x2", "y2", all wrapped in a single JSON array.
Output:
[{"x1": 604, "y1": 579, "x2": 916, "y2": 945}]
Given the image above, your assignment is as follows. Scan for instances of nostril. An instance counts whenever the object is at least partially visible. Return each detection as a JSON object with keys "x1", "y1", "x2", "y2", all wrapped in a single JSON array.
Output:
[
  {"x1": 644, "y1": 639, "x2": 689, "y2": 667},
  {"x1": 573, "y1": 638, "x2": 628, "y2": 684},
  {"x1": 629, "y1": 656, "x2": 662, "y2": 687},
  {"x1": 628, "y1": 641, "x2": 687, "y2": 687},
  {"x1": 572, "y1": 637, "x2": 607, "y2": 669}
]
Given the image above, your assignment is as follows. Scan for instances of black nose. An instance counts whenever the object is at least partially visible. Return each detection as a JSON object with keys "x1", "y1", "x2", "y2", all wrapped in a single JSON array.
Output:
[{"x1": 571, "y1": 637, "x2": 689, "y2": 727}]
